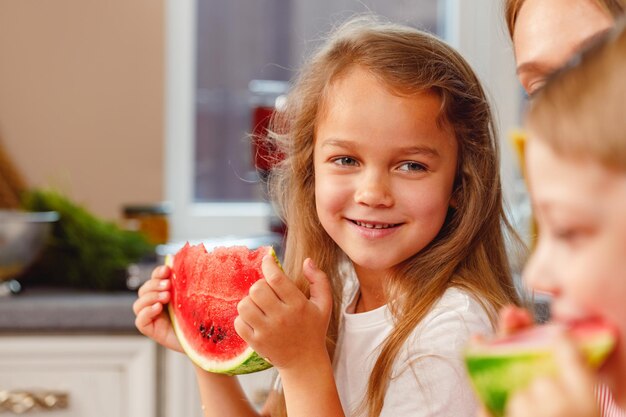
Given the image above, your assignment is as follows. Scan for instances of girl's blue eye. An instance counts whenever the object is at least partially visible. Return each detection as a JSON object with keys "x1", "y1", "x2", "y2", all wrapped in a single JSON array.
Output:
[
  {"x1": 332, "y1": 156, "x2": 358, "y2": 166},
  {"x1": 398, "y1": 161, "x2": 427, "y2": 172}
]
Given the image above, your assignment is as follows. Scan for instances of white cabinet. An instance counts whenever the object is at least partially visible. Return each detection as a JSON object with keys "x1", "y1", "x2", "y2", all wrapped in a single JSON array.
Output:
[
  {"x1": 0, "y1": 335, "x2": 156, "y2": 417},
  {"x1": 0, "y1": 335, "x2": 275, "y2": 417},
  {"x1": 0, "y1": 334, "x2": 275, "y2": 417}
]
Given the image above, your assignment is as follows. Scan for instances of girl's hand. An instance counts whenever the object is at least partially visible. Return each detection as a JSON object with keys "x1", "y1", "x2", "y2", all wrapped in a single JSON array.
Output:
[
  {"x1": 505, "y1": 335, "x2": 599, "y2": 417},
  {"x1": 133, "y1": 265, "x2": 184, "y2": 353},
  {"x1": 234, "y1": 256, "x2": 333, "y2": 371}
]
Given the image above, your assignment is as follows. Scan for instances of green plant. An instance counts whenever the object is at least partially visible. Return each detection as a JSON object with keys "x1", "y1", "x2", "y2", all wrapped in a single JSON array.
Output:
[{"x1": 21, "y1": 188, "x2": 154, "y2": 290}]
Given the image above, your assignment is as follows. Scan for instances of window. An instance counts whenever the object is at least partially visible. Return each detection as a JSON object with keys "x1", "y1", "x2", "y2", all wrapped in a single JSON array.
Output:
[{"x1": 166, "y1": 0, "x2": 521, "y2": 240}]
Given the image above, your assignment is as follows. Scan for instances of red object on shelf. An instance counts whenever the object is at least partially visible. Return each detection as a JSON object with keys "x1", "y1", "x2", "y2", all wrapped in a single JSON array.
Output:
[
  {"x1": 251, "y1": 106, "x2": 280, "y2": 173},
  {"x1": 249, "y1": 80, "x2": 288, "y2": 174}
]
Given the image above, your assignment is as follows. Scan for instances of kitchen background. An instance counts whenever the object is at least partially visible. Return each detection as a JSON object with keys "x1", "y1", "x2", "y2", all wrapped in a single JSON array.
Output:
[
  {"x1": 0, "y1": 1, "x2": 529, "y2": 416},
  {"x1": 0, "y1": 0, "x2": 164, "y2": 222},
  {"x1": 0, "y1": 0, "x2": 526, "y2": 242}
]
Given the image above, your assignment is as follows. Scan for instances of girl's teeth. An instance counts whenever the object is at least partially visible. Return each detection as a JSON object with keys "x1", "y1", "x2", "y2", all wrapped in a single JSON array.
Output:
[{"x1": 356, "y1": 221, "x2": 392, "y2": 229}]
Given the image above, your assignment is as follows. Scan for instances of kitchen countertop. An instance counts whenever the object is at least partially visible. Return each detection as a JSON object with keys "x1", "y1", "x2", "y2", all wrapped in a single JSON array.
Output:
[
  {"x1": 0, "y1": 288, "x2": 139, "y2": 333},
  {"x1": 0, "y1": 286, "x2": 550, "y2": 334},
  {"x1": 0, "y1": 235, "x2": 285, "y2": 334}
]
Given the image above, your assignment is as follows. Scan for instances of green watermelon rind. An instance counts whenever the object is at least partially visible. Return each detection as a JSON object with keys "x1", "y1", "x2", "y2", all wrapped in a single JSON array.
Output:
[
  {"x1": 464, "y1": 330, "x2": 615, "y2": 417},
  {"x1": 465, "y1": 351, "x2": 555, "y2": 417},
  {"x1": 165, "y1": 247, "x2": 278, "y2": 376}
]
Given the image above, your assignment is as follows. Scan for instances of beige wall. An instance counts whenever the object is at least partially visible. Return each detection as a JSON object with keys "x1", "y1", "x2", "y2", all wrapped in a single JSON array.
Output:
[{"x1": 0, "y1": 0, "x2": 164, "y2": 221}]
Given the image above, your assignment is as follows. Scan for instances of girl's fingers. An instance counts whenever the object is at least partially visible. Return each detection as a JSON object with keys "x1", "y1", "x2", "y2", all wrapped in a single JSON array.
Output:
[
  {"x1": 152, "y1": 265, "x2": 171, "y2": 280},
  {"x1": 303, "y1": 258, "x2": 332, "y2": 316},
  {"x1": 476, "y1": 406, "x2": 492, "y2": 417},
  {"x1": 135, "y1": 302, "x2": 163, "y2": 331},
  {"x1": 233, "y1": 315, "x2": 254, "y2": 342},
  {"x1": 525, "y1": 377, "x2": 568, "y2": 415},
  {"x1": 554, "y1": 335, "x2": 597, "y2": 399},
  {"x1": 237, "y1": 296, "x2": 268, "y2": 329},
  {"x1": 506, "y1": 387, "x2": 535, "y2": 417},
  {"x1": 498, "y1": 305, "x2": 533, "y2": 336},
  {"x1": 132, "y1": 289, "x2": 170, "y2": 315},
  {"x1": 247, "y1": 279, "x2": 281, "y2": 316},
  {"x1": 138, "y1": 273, "x2": 170, "y2": 297},
  {"x1": 261, "y1": 255, "x2": 301, "y2": 303}
]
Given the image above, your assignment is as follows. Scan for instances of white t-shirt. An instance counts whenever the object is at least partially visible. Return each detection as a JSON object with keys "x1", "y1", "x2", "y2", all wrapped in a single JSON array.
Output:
[{"x1": 333, "y1": 287, "x2": 494, "y2": 417}]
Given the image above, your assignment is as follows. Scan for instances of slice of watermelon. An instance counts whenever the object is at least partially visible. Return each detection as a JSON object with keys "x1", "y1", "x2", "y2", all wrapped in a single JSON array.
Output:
[
  {"x1": 167, "y1": 243, "x2": 277, "y2": 375},
  {"x1": 464, "y1": 319, "x2": 616, "y2": 417}
]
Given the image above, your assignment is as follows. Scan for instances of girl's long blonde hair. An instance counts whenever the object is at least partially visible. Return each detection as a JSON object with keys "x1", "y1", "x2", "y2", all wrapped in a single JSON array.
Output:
[
  {"x1": 266, "y1": 15, "x2": 523, "y2": 417},
  {"x1": 504, "y1": 0, "x2": 625, "y2": 39}
]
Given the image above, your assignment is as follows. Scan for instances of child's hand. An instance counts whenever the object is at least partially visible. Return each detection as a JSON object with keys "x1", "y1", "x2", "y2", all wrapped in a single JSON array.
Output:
[
  {"x1": 234, "y1": 256, "x2": 333, "y2": 371},
  {"x1": 497, "y1": 305, "x2": 534, "y2": 336},
  {"x1": 476, "y1": 406, "x2": 493, "y2": 417},
  {"x1": 504, "y1": 334, "x2": 599, "y2": 417},
  {"x1": 133, "y1": 265, "x2": 184, "y2": 353}
]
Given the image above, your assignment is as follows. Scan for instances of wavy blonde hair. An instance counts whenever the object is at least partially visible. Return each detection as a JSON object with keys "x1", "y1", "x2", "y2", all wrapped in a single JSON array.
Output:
[
  {"x1": 265, "y1": 15, "x2": 523, "y2": 417},
  {"x1": 526, "y1": 19, "x2": 626, "y2": 168},
  {"x1": 504, "y1": 0, "x2": 625, "y2": 39}
]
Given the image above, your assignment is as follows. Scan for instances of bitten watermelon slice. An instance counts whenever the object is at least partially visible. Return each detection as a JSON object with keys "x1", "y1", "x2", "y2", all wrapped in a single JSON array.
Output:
[
  {"x1": 465, "y1": 319, "x2": 616, "y2": 417},
  {"x1": 167, "y1": 243, "x2": 276, "y2": 375}
]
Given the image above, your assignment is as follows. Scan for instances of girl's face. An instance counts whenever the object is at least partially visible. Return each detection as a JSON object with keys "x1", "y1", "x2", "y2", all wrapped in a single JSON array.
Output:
[
  {"x1": 513, "y1": 0, "x2": 613, "y2": 94},
  {"x1": 313, "y1": 67, "x2": 458, "y2": 279},
  {"x1": 524, "y1": 137, "x2": 626, "y2": 398}
]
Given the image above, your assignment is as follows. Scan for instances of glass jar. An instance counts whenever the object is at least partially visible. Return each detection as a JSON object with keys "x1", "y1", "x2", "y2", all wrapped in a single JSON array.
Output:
[{"x1": 122, "y1": 203, "x2": 170, "y2": 245}]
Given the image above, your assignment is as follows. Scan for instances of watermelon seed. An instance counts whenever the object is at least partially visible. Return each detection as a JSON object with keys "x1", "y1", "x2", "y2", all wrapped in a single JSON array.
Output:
[
  {"x1": 212, "y1": 326, "x2": 226, "y2": 343},
  {"x1": 199, "y1": 322, "x2": 222, "y2": 342},
  {"x1": 200, "y1": 323, "x2": 211, "y2": 338}
]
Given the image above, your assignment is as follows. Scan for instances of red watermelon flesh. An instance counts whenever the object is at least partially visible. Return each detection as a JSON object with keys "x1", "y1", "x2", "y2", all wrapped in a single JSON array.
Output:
[{"x1": 168, "y1": 243, "x2": 274, "y2": 375}]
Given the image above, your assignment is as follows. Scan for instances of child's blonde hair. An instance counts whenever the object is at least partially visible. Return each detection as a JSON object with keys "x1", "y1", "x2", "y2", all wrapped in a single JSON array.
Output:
[
  {"x1": 266, "y1": 15, "x2": 522, "y2": 417},
  {"x1": 526, "y1": 18, "x2": 626, "y2": 169},
  {"x1": 504, "y1": 0, "x2": 625, "y2": 40}
]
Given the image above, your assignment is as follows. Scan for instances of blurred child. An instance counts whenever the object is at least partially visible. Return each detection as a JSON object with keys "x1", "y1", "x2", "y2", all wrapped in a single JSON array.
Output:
[
  {"x1": 134, "y1": 15, "x2": 523, "y2": 417},
  {"x1": 500, "y1": 18, "x2": 626, "y2": 417}
]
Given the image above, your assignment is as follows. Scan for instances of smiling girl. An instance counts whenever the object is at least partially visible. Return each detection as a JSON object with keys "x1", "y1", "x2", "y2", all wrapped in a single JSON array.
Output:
[{"x1": 134, "y1": 15, "x2": 524, "y2": 417}]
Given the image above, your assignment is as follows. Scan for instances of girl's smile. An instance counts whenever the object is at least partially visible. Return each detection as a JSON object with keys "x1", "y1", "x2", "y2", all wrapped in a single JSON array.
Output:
[
  {"x1": 313, "y1": 66, "x2": 458, "y2": 278},
  {"x1": 347, "y1": 218, "x2": 403, "y2": 239}
]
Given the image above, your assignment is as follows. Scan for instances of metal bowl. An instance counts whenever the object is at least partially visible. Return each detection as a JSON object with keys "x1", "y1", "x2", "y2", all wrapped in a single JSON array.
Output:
[{"x1": 0, "y1": 210, "x2": 59, "y2": 284}]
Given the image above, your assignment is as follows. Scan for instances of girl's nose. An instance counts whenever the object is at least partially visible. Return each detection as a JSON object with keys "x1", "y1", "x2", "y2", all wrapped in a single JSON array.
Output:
[
  {"x1": 354, "y1": 172, "x2": 394, "y2": 208},
  {"x1": 522, "y1": 239, "x2": 559, "y2": 298}
]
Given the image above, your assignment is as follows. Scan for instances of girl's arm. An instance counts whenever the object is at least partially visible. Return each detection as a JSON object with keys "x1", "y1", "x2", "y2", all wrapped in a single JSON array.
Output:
[
  {"x1": 279, "y1": 357, "x2": 344, "y2": 417},
  {"x1": 235, "y1": 256, "x2": 345, "y2": 417},
  {"x1": 194, "y1": 365, "x2": 263, "y2": 417}
]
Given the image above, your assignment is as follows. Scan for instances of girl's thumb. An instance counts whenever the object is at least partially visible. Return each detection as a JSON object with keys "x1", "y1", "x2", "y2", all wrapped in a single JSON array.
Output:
[{"x1": 304, "y1": 258, "x2": 332, "y2": 314}]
